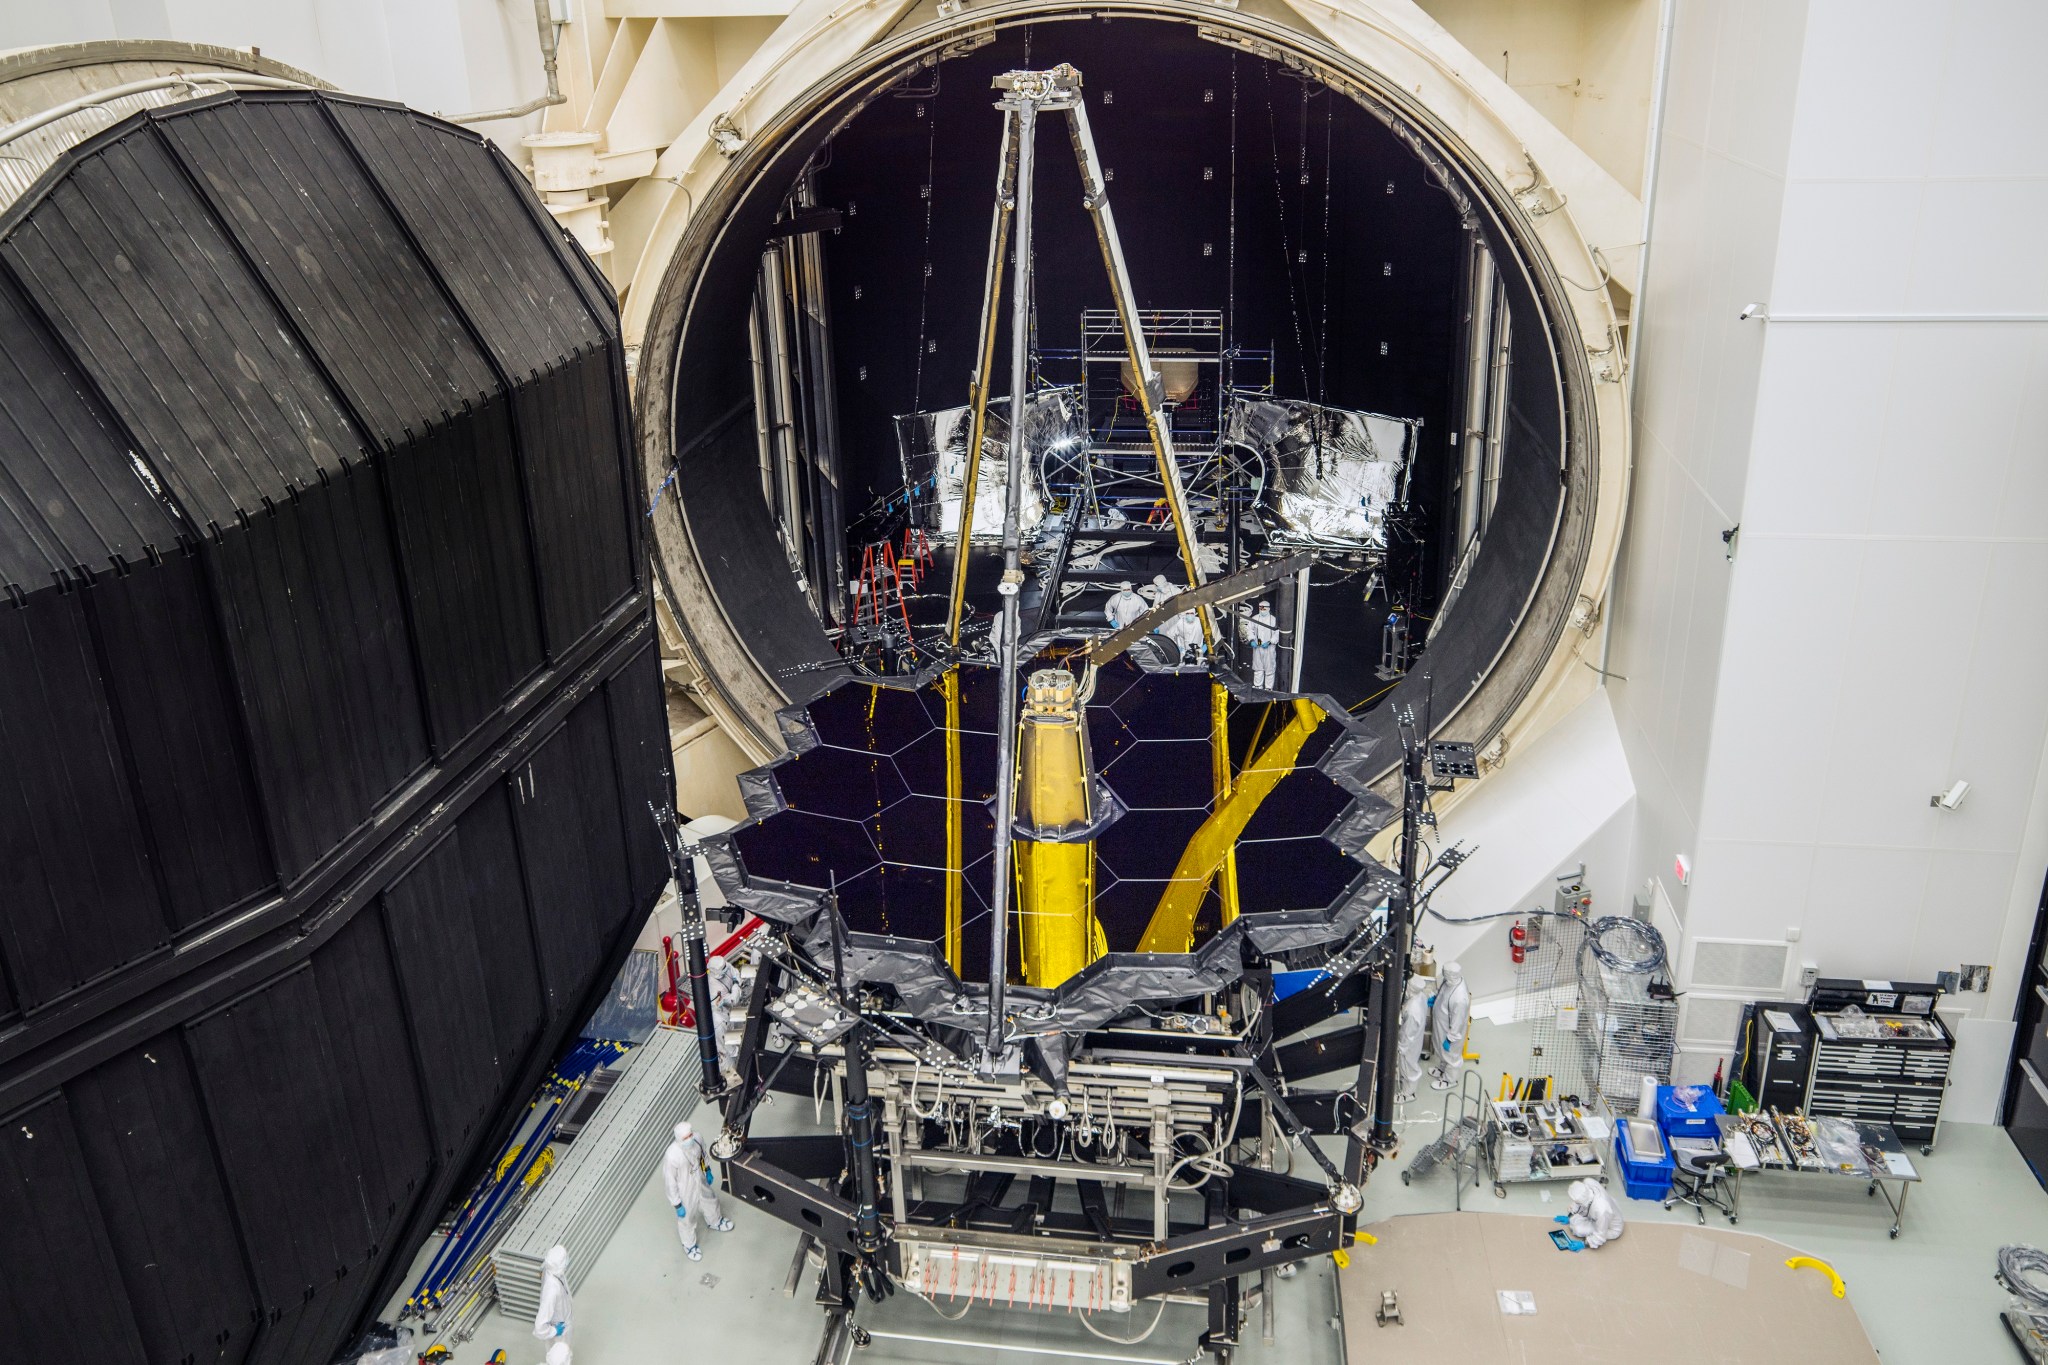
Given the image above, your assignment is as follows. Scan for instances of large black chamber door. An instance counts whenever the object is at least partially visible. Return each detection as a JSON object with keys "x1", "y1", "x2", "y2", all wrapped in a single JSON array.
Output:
[{"x1": 0, "y1": 90, "x2": 668, "y2": 1364}]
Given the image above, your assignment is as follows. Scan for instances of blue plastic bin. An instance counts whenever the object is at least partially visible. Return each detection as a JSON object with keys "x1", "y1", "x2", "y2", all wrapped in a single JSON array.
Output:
[
  {"x1": 1655, "y1": 1085, "x2": 1724, "y2": 1140},
  {"x1": 1614, "y1": 1121, "x2": 1674, "y2": 1201}
]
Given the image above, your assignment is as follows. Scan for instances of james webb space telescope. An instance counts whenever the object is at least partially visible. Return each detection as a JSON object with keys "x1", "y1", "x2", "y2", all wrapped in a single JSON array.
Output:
[
  {"x1": 686, "y1": 655, "x2": 1407, "y2": 1348},
  {"x1": 653, "y1": 64, "x2": 1473, "y2": 1361}
]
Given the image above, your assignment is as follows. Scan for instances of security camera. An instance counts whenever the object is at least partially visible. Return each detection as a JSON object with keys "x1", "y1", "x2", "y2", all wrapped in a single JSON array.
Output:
[
  {"x1": 1739, "y1": 303, "x2": 1766, "y2": 321},
  {"x1": 1930, "y1": 780, "x2": 1970, "y2": 810}
]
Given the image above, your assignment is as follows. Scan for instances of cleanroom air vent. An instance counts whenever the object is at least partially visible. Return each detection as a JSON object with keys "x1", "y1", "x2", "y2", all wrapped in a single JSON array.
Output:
[
  {"x1": 1679, "y1": 994, "x2": 1751, "y2": 1049},
  {"x1": 1687, "y1": 938, "x2": 1792, "y2": 995}
]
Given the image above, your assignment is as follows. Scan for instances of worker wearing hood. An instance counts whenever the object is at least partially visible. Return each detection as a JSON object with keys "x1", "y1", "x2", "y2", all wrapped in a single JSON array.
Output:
[
  {"x1": 661, "y1": 1120, "x2": 734, "y2": 1261},
  {"x1": 531, "y1": 1244, "x2": 572, "y2": 1357}
]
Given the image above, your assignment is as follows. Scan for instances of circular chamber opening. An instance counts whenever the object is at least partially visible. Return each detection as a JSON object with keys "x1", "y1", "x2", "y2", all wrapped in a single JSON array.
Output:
[{"x1": 641, "y1": 9, "x2": 1601, "y2": 777}]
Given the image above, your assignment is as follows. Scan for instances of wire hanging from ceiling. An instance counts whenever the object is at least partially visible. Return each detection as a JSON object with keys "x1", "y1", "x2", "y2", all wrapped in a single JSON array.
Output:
[
  {"x1": 1226, "y1": 50, "x2": 1239, "y2": 391},
  {"x1": 908, "y1": 84, "x2": 942, "y2": 412},
  {"x1": 1261, "y1": 62, "x2": 1312, "y2": 401},
  {"x1": 1315, "y1": 84, "x2": 1334, "y2": 407}
]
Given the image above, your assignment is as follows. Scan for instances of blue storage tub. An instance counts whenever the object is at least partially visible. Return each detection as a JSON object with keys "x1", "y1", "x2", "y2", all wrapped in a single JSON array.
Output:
[
  {"x1": 1655, "y1": 1085, "x2": 1724, "y2": 1140},
  {"x1": 1614, "y1": 1119, "x2": 1674, "y2": 1201}
]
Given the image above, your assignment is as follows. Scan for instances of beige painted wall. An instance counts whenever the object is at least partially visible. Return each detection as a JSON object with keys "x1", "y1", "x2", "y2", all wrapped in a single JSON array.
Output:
[{"x1": 1416, "y1": 0, "x2": 1659, "y2": 193}]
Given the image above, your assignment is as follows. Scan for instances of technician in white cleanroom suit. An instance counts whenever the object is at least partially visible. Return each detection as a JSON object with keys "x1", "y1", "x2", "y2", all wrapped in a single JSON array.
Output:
[
  {"x1": 1142, "y1": 574, "x2": 1203, "y2": 663},
  {"x1": 1104, "y1": 580, "x2": 1147, "y2": 629},
  {"x1": 1427, "y1": 960, "x2": 1471, "y2": 1091},
  {"x1": 1556, "y1": 1177, "x2": 1625, "y2": 1250},
  {"x1": 662, "y1": 1120, "x2": 733, "y2": 1261},
  {"x1": 1243, "y1": 601, "x2": 1280, "y2": 689},
  {"x1": 1162, "y1": 576, "x2": 1206, "y2": 663},
  {"x1": 531, "y1": 1244, "x2": 572, "y2": 1358},
  {"x1": 1393, "y1": 973, "x2": 1432, "y2": 1104},
  {"x1": 541, "y1": 1343, "x2": 571, "y2": 1365}
]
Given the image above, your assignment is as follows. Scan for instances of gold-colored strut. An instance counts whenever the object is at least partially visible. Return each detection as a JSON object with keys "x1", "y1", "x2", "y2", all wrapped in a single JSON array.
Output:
[
  {"x1": 1138, "y1": 699, "x2": 1325, "y2": 955},
  {"x1": 941, "y1": 667, "x2": 964, "y2": 975},
  {"x1": 1210, "y1": 683, "x2": 1241, "y2": 927},
  {"x1": 1012, "y1": 668, "x2": 1107, "y2": 987}
]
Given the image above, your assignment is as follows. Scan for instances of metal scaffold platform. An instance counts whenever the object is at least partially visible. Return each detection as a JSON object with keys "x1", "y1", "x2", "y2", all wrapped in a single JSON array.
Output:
[{"x1": 494, "y1": 1027, "x2": 704, "y2": 1320}]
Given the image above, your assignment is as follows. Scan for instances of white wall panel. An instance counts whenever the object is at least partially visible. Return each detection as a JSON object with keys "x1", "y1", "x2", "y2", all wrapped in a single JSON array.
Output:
[
  {"x1": 1941, "y1": 540, "x2": 2048, "y2": 854},
  {"x1": 1699, "y1": 0, "x2": 1805, "y2": 177},
  {"x1": 1413, "y1": 689, "x2": 1637, "y2": 1002},
  {"x1": 1739, "y1": 325, "x2": 1893, "y2": 537},
  {"x1": 1695, "y1": 537, "x2": 1858, "y2": 844},
  {"x1": 1606, "y1": 0, "x2": 2048, "y2": 1134},
  {"x1": 1926, "y1": 0, "x2": 2048, "y2": 179},
  {"x1": 1907, "y1": 179, "x2": 2048, "y2": 315},
  {"x1": 1686, "y1": 838, "x2": 1816, "y2": 942},
  {"x1": 1770, "y1": 180, "x2": 1919, "y2": 315},
  {"x1": 1803, "y1": 844, "x2": 1931, "y2": 976},
  {"x1": 1915, "y1": 849, "x2": 2024, "y2": 970},
  {"x1": 1784, "y1": 0, "x2": 1933, "y2": 181}
]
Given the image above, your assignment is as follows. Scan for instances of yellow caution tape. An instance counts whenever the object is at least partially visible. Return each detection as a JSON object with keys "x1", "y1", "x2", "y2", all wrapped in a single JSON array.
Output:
[{"x1": 1784, "y1": 1256, "x2": 1845, "y2": 1298}]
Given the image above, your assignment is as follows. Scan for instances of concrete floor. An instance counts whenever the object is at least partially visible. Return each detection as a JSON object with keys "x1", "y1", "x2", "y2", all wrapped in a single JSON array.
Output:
[{"x1": 391, "y1": 1015, "x2": 2047, "y2": 1364}]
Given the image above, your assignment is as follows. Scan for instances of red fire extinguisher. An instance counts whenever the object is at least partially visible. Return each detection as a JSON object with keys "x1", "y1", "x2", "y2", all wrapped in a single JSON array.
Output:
[{"x1": 1509, "y1": 919, "x2": 1527, "y2": 965}]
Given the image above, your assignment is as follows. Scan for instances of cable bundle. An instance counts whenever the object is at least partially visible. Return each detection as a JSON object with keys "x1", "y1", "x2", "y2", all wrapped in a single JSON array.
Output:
[
  {"x1": 401, "y1": 1038, "x2": 631, "y2": 1343},
  {"x1": 2000, "y1": 1244, "x2": 2048, "y2": 1316},
  {"x1": 1586, "y1": 916, "x2": 1667, "y2": 974}
]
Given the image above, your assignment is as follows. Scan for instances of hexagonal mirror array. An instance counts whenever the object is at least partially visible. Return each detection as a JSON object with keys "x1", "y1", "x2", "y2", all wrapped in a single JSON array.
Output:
[{"x1": 721, "y1": 656, "x2": 1381, "y2": 985}]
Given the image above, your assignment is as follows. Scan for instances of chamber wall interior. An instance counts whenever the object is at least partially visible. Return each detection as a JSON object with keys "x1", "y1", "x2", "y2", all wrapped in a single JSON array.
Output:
[{"x1": 655, "y1": 8, "x2": 1577, "y2": 763}]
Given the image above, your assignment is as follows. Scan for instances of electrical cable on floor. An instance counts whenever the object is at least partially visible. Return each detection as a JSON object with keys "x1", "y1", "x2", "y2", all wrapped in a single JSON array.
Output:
[
  {"x1": 1999, "y1": 1245, "x2": 2048, "y2": 1314},
  {"x1": 1078, "y1": 1297, "x2": 1168, "y2": 1344}
]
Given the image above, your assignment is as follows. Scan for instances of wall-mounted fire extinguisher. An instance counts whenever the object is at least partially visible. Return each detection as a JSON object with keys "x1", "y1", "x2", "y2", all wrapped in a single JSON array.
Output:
[{"x1": 1509, "y1": 919, "x2": 1527, "y2": 965}]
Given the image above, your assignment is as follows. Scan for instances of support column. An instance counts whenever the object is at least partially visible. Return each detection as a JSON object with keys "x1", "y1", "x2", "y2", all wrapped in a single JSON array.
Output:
[
  {"x1": 983, "y1": 98, "x2": 1037, "y2": 1064},
  {"x1": 1369, "y1": 709, "x2": 1426, "y2": 1154},
  {"x1": 945, "y1": 111, "x2": 1018, "y2": 644},
  {"x1": 942, "y1": 667, "x2": 964, "y2": 974}
]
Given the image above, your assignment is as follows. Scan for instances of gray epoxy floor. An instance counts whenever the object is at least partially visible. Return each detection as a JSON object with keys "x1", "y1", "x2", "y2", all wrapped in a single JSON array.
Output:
[{"x1": 394, "y1": 1016, "x2": 2048, "y2": 1364}]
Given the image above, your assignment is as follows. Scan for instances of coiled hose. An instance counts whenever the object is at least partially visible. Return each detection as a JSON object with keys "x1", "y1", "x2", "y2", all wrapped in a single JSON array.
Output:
[
  {"x1": 1586, "y1": 916, "x2": 1667, "y2": 974},
  {"x1": 2000, "y1": 1244, "x2": 2048, "y2": 1320}
]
